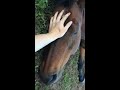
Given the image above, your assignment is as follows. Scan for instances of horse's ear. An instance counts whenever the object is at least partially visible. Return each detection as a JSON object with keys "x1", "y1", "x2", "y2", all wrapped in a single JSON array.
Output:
[
  {"x1": 77, "y1": 0, "x2": 81, "y2": 5},
  {"x1": 77, "y1": 0, "x2": 85, "y2": 9}
]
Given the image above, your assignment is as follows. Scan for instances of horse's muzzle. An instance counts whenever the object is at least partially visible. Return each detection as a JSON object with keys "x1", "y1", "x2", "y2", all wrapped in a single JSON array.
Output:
[
  {"x1": 39, "y1": 69, "x2": 63, "y2": 85},
  {"x1": 39, "y1": 73, "x2": 58, "y2": 85}
]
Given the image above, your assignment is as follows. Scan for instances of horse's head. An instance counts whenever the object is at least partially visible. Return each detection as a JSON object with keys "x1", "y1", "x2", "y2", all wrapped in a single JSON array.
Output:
[{"x1": 39, "y1": 0, "x2": 83, "y2": 85}]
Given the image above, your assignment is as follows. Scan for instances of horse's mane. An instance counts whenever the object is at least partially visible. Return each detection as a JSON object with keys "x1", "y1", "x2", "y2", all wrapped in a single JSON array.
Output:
[{"x1": 55, "y1": 0, "x2": 77, "y2": 8}]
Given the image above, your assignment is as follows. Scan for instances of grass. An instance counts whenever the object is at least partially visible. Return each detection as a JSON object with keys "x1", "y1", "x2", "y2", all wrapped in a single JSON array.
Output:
[
  {"x1": 60, "y1": 51, "x2": 80, "y2": 90},
  {"x1": 35, "y1": 0, "x2": 48, "y2": 34},
  {"x1": 35, "y1": 0, "x2": 84, "y2": 90}
]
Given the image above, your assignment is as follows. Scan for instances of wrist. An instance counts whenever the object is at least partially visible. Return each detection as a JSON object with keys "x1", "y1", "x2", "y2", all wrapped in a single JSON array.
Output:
[
  {"x1": 48, "y1": 28, "x2": 60, "y2": 39},
  {"x1": 48, "y1": 32, "x2": 59, "y2": 41}
]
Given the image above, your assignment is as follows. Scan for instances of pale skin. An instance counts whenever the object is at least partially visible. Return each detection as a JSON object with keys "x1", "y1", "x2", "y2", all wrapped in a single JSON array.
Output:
[{"x1": 35, "y1": 10, "x2": 73, "y2": 52}]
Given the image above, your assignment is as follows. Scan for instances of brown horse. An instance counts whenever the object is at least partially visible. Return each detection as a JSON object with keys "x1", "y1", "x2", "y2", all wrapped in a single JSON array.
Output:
[{"x1": 39, "y1": 0, "x2": 85, "y2": 85}]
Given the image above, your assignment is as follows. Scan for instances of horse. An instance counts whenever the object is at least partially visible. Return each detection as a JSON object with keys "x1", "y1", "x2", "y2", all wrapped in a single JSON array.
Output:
[{"x1": 39, "y1": 0, "x2": 85, "y2": 85}]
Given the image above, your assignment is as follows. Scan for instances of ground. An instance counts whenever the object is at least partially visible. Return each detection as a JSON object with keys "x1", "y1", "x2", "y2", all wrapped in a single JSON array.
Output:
[{"x1": 35, "y1": 0, "x2": 85, "y2": 90}]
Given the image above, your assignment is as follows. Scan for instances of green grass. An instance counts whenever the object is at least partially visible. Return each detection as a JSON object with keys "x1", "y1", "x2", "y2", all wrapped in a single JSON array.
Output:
[
  {"x1": 60, "y1": 51, "x2": 80, "y2": 90},
  {"x1": 35, "y1": 0, "x2": 84, "y2": 90},
  {"x1": 35, "y1": 0, "x2": 48, "y2": 34}
]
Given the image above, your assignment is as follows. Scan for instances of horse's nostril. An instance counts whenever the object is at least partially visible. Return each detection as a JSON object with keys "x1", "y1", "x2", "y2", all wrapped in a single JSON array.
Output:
[
  {"x1": 46, "y1": 74, "x2": 57, "y2": 84},
  {"x1": 40, "y1": 72, "x2": 58, "y2": 85},
  {"x1": 52, "y1": 74, "x2": 57, "y2": 81}
]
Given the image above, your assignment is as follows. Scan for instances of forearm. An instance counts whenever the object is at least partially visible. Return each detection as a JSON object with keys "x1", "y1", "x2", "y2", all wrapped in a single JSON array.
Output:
[{"x1": 35, "y1": 33, "x2": 57, "y2": 52}]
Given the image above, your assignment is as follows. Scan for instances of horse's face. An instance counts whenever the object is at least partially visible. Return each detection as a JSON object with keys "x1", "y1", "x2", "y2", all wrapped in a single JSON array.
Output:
[{"x1": 40, "y1": 3, "x2": 82, "y2": 85}]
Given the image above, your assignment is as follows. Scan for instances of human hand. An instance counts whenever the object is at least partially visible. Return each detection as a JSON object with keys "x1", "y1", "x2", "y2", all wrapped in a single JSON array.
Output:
[{"x1": 48, "y1": 10, "x2": 73, "y2": 39}]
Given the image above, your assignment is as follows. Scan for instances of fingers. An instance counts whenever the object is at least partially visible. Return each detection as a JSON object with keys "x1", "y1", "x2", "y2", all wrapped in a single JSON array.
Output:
[
  {"x1": 64, "y1": 21, "x2": 73, "y2": 31},
  {"x1": 53, "y1": 11, "x2": 58, "y2": 24},
  {"x1": 56, "y1": 10, "x2": 64, "y2": 22},
  {"x1": 61, "y1": 12, "x2": 71, "y2": 24},
  {"x1": 49, "y1": 17, "x2": 53, "y2": 30},
  {"x1": 49, "y1": 10, "x2": 72, "y2": 33}
]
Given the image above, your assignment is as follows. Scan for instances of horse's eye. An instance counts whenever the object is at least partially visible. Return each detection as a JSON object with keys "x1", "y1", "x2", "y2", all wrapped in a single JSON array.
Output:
[{"x1": 74, "y1": 32, "x2": 77, "y2": 34}]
